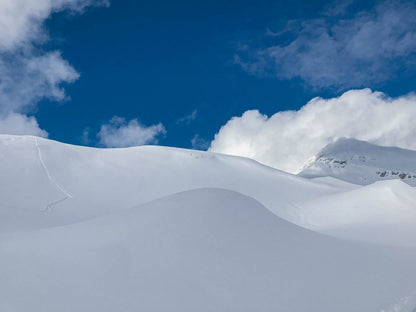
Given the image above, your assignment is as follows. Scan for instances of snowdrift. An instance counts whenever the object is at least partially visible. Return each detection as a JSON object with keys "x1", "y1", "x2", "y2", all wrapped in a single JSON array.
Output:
[
  {"x1": 2, "y1": 188, "x2": 416, "y2": 312},
  {"x1": 284, "y1": 179, "x2": 416, "y2": 247}
]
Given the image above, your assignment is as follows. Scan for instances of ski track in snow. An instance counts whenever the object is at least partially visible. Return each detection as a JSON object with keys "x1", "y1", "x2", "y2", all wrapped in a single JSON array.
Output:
[{"x1": 34, "y1": 137, "x2": 72, "y2": 212}]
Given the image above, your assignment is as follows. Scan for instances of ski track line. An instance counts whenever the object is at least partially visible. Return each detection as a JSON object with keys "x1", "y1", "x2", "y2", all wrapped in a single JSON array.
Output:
[{"x1": 34, "y1": 137, "x2": 72, "y2": 212}]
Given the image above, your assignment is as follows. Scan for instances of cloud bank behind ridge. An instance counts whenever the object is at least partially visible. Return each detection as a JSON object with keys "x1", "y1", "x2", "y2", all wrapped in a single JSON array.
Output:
[
  {"x1": 209, "y1": 89, "x2": 416, "y2": 173},
  {"x1": 97, "y1": 116, "x2": 166, "y2": 148}
]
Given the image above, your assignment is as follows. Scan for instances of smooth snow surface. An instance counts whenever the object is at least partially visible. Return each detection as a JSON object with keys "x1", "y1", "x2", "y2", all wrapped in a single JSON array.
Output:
[
  {"x1": 285, "y1": 179, "x2": 416, "y2": 247},
  {"x1": 2, "y1": 188, "x2": 416, "y2": 312},
  {"x1": 1, "y1": 135, "x2": 416, "y2": 311},
  {"x1": 0, "y1": 135, "x2": 341, "y2": 232}
]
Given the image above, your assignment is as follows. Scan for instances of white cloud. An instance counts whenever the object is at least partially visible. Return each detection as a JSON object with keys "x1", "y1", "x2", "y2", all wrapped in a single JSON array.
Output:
[
  {"x1": 97, "y1": 116, "x2": 166, "y2": 148},
  {"x1": 236, "y1": 0, "x2": 416, "y2": 89},
  {"x1": 0, "y1": 0, "x2": 107, "y2": 134},
  {"x1": 209, "y1": 89, "x2": 416, "y2": 173},
  {"x1": 0, "y1": 51, "x2": 79, "y2": 113},
  {"x1": 0, "y1": 0, "x2": 109, "y2": 51},
  {"x1": 0, "y1": 113, "x2": 48, "y2": 137}
]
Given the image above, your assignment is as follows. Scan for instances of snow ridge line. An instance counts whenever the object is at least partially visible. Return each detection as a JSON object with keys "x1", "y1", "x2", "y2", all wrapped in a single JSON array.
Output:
[{"x1": 34, "y1": 137, "x2": 72, "y2": 212}]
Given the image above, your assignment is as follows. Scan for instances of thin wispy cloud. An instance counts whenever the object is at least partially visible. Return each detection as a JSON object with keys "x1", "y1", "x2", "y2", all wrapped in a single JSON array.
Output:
[
  {"x1": 97, "y1": 116, "x2": 166, "y2": 148},
  {"x1": 176, "y1": 109, "x2": 197, "y2": 125},
  {"x1": 322, "y1": 0, "x2": 353, "y2": 17},
  {"x1": 210, "y1": 89, "x2": 416, "y2": 173},
  {"x1": 235, "y1": 0, "x2": 416, "y2": 89},
  {"x1": 81, "y1": 128, "x2": 91, "y2": 145},
  {"x1": 0, "y1": 0, "x2": 108, "y2": 136},
  {"x1": 191, "y1": 134, "x2": 210, "y2": 150}
]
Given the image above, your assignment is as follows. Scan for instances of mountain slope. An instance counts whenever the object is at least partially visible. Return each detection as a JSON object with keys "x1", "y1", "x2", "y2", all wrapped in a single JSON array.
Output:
[
  {"x1": 2, "y1": 135, "x2": 416, "y2": 248},
  {"x1": 0, "y1": 134, "x2": 343, "y2": 233},
  {"x1": 2, "y1": 188, "x2": 416, "y2": 312},
  {"x1": 281, "y1": 179, "x2": 416, "y2": 247},
  {"x1": 299, "y1": 138, "x2": 416, "y2": 186},
  {"x1": 2, "y1": 135, "x2": 416, "y2": 311}
]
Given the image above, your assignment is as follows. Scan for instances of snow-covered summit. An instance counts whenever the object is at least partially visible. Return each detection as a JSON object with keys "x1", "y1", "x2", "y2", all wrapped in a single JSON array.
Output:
[{"x1": 299, "y1": 137, "x2": 416, "y2": 186}]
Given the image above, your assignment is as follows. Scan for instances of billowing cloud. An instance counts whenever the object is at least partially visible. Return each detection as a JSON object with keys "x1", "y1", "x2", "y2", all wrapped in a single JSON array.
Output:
[
  {"x1": 0, "y1": 113, "x2": 48, "y2": 137},
  {"x1": 236, "y1": 0, "x2": 416, "y2": 89},
  {"x1": 0, "y1": 0, "x2": 108, "y2": 135},
  {"x1": 0, "y1": 51, "x2": 79, "y2": 114},
  {"x1": 209, "y1": 89, "x2": 416, "y2": 173},
  {"x1": 97, "y1": 116, "x2": 166, "y2": 148}
]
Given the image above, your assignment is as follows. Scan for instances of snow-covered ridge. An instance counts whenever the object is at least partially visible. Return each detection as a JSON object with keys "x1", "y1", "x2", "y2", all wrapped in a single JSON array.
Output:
[
  {"x1": 2, "y1": 135, "x2": 416, "y2": 311},
  {"x1": 299, "y1": 137, "x2": 416, "y2": 186},
  {"x1": 0, "y1": 134, "x2": 340, "y2": 233},
  {"x1": 2, "y1": 134, "x2": 416, "y2": 247}
]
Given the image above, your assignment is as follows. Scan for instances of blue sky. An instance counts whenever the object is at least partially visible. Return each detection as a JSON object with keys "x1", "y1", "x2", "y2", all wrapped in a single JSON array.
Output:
[
  {"x1": 32, "y1": 0, "x2": 416, "y2": 146},
  {"x1": 1, "y1": 0, "x2": 416, "y2": 169},
  {"x1": 38, "y1": 0, "x2": 324, "y2": 148}
]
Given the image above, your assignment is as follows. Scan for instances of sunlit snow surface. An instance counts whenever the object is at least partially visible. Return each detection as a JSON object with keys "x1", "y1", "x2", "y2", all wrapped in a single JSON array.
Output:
[
  {"x1": 1, "y1": 135, "x2": 416, "y2": 311},
  {"x1": 300, "y1": 138, "x2": 416, "y2": 186}
]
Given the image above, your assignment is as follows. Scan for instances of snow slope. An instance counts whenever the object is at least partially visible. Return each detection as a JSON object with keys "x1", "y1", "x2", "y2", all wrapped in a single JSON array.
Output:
[
  {"x1": 299, "y1": 137, "x2": 416, "y2": 186},
  {"x1": 2, "y1": 135, "x2": 416, "y2": 311},
  {"x1": 2, "y1": 134, "x2": 416, "y2": 247},
  {"x1": 292, "y1": 138, "x2": 416, "y2": 246},
  {"x1": 281, "y1": 179, "x2": 416, "y2": 247},
  {"x1": 0, "y1": 134, "x2": 342, "y2": 233},
  {"x1": 2, "y1": 188, "x2": 416, "y2": 312}
]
